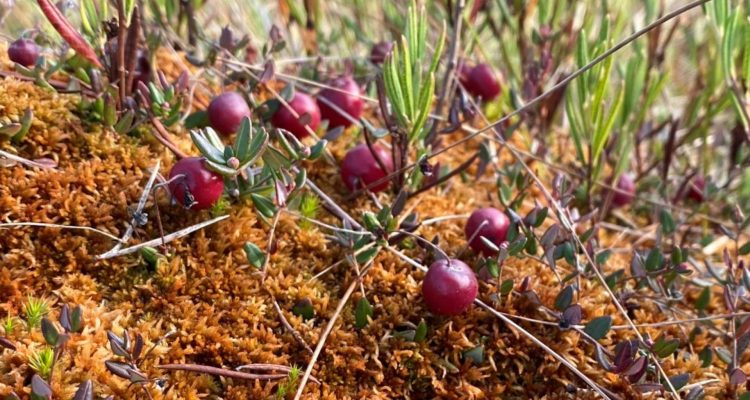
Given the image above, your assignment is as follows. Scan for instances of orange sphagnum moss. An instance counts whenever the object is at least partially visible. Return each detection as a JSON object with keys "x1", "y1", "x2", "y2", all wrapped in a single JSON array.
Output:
[{"x1": 0, "y1": 45, "x2": 743, "y2": 400}]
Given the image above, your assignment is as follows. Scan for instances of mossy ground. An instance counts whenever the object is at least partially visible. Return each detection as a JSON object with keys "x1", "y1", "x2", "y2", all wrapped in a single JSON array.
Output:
[{"x1": 0, "y1": 47, "x2": 742, "y2": 400}]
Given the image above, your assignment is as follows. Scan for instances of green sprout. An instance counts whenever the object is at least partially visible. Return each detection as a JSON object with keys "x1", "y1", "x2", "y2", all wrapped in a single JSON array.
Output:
[
  {"x1": 28, "y1": 347, "x2": 55, "y2": 380},
  {"x1": 24, "y1": 297, "x2": 50, "y2": 329},
  {"x1": 297, "y1": 193, "x2": 320, "y2": 230},
  {"x1": 276, "y1": 365, "x2": 301, "y2": 399},
  {"x1": 2, "y1": 316, "x2": 17, "y2": 336}
]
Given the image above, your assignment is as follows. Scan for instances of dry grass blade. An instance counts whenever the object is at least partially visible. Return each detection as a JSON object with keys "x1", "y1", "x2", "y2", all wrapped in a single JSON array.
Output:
[
  {"x1": 100, "y1": 160, "x2": 161, "y2": 257},
  {"x1": 0, "y1": 149, "x2": 56, "y2": 169},
  {"x1": 96, "y1": 215, "x2": 229, "y2": 259}
]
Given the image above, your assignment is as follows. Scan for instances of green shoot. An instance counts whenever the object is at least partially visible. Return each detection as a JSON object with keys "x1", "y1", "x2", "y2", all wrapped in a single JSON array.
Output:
[
  {"x1": 24, "y1": 297, "x2": 50, "y2": 329},
  {"x1": 382, "y1": 0, "x2": 445, "y2": 144},
  {"x1": 28, "y1": 347, "x2": 55, "y2": 379}
]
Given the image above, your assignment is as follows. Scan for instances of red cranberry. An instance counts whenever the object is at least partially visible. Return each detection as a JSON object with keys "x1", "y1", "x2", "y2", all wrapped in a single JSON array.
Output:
[
  {"x1": 317, "y1": 76, "x2": 364, "y2": 129},
  {"x1": 271, "y1": 92, "x2": 321, "y2": 139},
  {"x1": 611, "y1": 174, "x2": 636, "y2": 208},
  {"x1": 686, "y1": 175, "x2": 706, "y2": 203},
  {"x1": 464, "y1": 63, "x2": 501, "y2": 101},
  {"x1": 464, "y1": 207, "x2": 510, "y2": 256},
  {"x1": 422, "y1": 259, "x2": 478, "y2": 316},
  {"x1": 8, "y1": 38, "x2": 40, "y2": 67},
  {"x1": 168, "y1": 157, "x2": 224, "y2": 210},
  {"x1": 208, "y1": 92, "x2": 252, "y2": 136},
  {"x1": 340, "y1": 143, "x2": 393, "y2": 193},
  {"x1": 370, "y1": 41, "x2": 394, "y2": 65}
]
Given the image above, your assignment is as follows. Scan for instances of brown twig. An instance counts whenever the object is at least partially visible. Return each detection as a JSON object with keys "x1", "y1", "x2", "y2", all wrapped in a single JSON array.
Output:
[
  {"x1": 270, "y1": 298, "x2": 314, "y2": 354},
  {"x1": 426, "y1": 0, "x2": 465, "y2": 145},
  {"x1": 158, "y1": 363, "x2": 317, "y2": 383},
  {"x1": 150, "y1": 117, "x2": 188, "y2": 159},
  {"x1": 116, "y1": 0, "x2": 128, "y2": 106}
]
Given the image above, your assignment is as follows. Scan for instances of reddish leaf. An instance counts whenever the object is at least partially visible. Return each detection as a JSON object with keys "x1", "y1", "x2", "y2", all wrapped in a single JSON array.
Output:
[{"x1": 37, "y1": 0, "x2": 102, "y2": 68}]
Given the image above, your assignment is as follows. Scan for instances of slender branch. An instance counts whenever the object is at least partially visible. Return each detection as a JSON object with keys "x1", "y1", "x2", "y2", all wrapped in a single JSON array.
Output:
[
  {"x1": 117, "y1": 0, "x2": 128, "y2": 106},
  {"x1": 150, "y1": 117, "x2": 188, "y2": 159},
  {"x1": 96, "y1": 215, "x2": 229, "y2": 259},
  {"x1": 101, "y1": 160, "x2": 161, "y2": 256},
  {"x1": 426, "y1": 0, "x2": 465, "y2": 145},
  {"x1": 271, "y1": 298, "x2": 314, "y2": 354},
  {"x1": 305, "y1": 178, "x2": 363, "y2": 231},
  {"x1": 0, "y1": 150, "x2": 56, "y2": 170},
  {"x1": 158, "y1": 363, "x2": 315, "y2": 382}
]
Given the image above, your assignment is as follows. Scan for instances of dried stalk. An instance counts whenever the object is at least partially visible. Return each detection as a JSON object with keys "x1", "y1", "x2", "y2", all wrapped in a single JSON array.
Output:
[{"x1": 96, "y1": 215, "x2": 228, "y2": 259}]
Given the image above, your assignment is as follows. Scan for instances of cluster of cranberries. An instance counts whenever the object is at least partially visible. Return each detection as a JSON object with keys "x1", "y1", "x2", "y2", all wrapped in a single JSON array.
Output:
[{"x1": 421, "y1": 206, "x2": 511, "y2": 316}]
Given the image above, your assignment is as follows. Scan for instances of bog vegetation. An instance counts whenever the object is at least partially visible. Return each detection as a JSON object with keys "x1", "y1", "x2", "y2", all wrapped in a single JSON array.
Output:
[{"x1": 1, "y1": 0, "x2": 750, "y2": 399}]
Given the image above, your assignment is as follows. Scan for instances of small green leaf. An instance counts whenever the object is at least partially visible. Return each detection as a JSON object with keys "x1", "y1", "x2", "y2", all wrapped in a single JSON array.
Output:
[
  {"x1": 355, "y1": 247, "x2": 379, "y2": 264},
  {"x1": 355, "y1": 298, "x2": 373, "y2": 329},
  {"x1": 500, "y1": 279, "x2": 514, "y2": 296},
  {"x1": 184, "y1": 110, "x2": 209, "y2": 129},
  {"x1": 191, "y1": 130, "x2": 226, "y2": 164},
  {"x1": 668, "y1": 373, "x2": 689, "y2": 391},
  {"x1": 234, "y1": 117, "x2": 252, "y2": 163},
  {"x1": 292, "y1": 298, "x2": 314, "y2": 321},
  {"x1": 652, "y1": 337, "x2": 680, "y2": 358},
  {"x1": 41, "y1": 318, "x2": 59, "y2": 346},
  {"x1": 715, "y1": 347, "x2": 732, "y2": 364},
  {"x1": 113, "y1": 110, "x2": 135, "y2": 134},
  {"x1": 695, "y1": 287, "x2": 711, "y2": 311},
  {"x1": 308, "y1": 140, "x2": 327, "y2": 160},
  {"x1": 243, "y1": 242, "x2": 265, "y2": 269},
  {"x1": 250, "y1": 193, "x2": 276, "y2": 218},
  {"x1": 644, "y1": 248, "x2": 663, "y2": 271},
  {"x1": 70, "y1": 306, "x2": 83, "y2": 333},
  {"x1": 11, "y1": 108, "x2": 33, "y2": 143},
  {"x1": 699, "y1": 346, "x2": 713, "y2": 367},
  {"x1": 555, "y1": 286, "x2": 574, "y2": 311},
  {"x1": 660, "y1": 210, "x2": 675, "y2": 235},
  {"x1": 739, "y1": 241, "x2": 750, "y2": 256},
  {"x1": 584, "y1": 316, "x2": 612, "y2": 341},
  {"x1": 462, "y1": 345, "x2": 484, "y2": 364},
  {"x1": 414, "y1": 320, "x2": 427, "y2": 342}
]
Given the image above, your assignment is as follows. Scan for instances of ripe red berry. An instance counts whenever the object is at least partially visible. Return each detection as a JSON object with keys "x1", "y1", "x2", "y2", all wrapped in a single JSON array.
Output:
[
  {"x1": 340, "y1": 143, "x2": 393, "y2": 193},
  {"x1": 8, "y1": 38, "x2": 40, "y2": 67},
  {"x1": 370, "y1": 41, "x2": 393, "y2": 65},
  {"x1": 465, "y1": 207, "x2": 510, "y2": 256},
  {"x1": 317, "y1": 76, "x2": 364, "y2": 129},
  {"x1": 611, "y1": 174, "x2": 636, "y2": 208},
  {"x1": 686, "y1": 175, "x2": 706, "y2": 203},
  {"x1": 168, "y1": 157, "x2": 224, "y2": 210},
  {"x1": 422, "y1": 259, "x2": 478, "y2": 316},
  {"x1": 271, "y1": 92, "x2": 321, "y2": 139},
  {"x1": 464, "y1": 63, "x2": 501, "y2": 101},
  {"x1": 208, "y1": 92, "x2": 251, "y2": 136}
]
